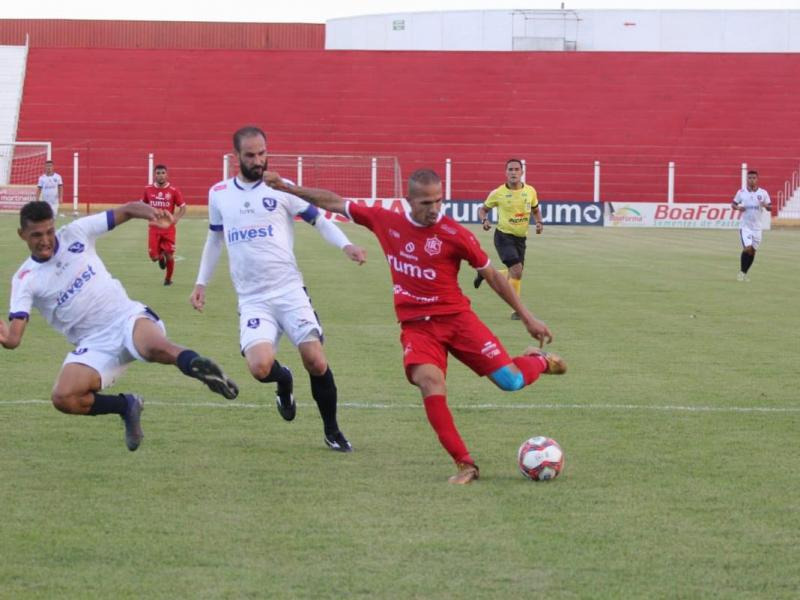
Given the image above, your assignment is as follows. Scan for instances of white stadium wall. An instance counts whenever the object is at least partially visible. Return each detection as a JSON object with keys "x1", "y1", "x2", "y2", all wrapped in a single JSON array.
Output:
[{"x1": 326, "y1": 9, "x2": 800, "y2": 52}]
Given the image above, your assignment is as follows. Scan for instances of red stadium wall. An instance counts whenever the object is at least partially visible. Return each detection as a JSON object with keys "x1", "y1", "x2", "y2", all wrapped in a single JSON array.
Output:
[
  {"x1": 15, "y1": 48, "x2": 800, "y2": 206},
  {"x1": 0, "y1": 19, "x2": 323, "y2": 49}
]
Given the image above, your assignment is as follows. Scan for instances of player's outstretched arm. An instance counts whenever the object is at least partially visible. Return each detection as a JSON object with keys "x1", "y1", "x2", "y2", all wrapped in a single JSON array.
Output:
[
  {"x1": 480, "y1": 266, "x2": 553, "y2": 347},
  {"x1": 263, "y1": 171, "x2": 347, "y2": 215},
  {"x1": 0, "y1": 318, "x2": 27, "y2": 350},
  {"x1": 111, "y1": 201, "x2": 175, "y2": 228},
  {"x1": 191, "y1": 229, "x2": 224, "y2": 312}
]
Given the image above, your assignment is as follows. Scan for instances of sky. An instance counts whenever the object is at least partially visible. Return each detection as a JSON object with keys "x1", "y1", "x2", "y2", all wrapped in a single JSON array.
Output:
[{"x1": 3, "y1": 0, "x2": 800, "y2": 23}]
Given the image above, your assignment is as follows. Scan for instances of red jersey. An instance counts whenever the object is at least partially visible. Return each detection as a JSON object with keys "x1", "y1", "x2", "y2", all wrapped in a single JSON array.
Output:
[
  {"x1": 347, "y1": 201, "x2": 490, "y2": 322},
  {"x1": 142, "y1": 183, "x2": 184, "y2": 227}
]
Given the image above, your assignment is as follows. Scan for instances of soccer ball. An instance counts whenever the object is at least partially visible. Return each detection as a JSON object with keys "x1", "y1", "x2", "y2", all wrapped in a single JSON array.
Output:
[{"x1": 517, "y1": 436, "x2": 564, "y2": 481}]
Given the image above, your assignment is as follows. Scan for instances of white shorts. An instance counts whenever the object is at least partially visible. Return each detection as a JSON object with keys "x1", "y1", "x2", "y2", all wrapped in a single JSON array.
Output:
[
  {"x1": 62, "y1": 303, "x2": 166, "y2": 389},
  {"x1": 239, "y1": 287, "x2": 323, "y2": 354},
  {"x1": 740, "y1": 227, "x2": 762, "y2": 249}
]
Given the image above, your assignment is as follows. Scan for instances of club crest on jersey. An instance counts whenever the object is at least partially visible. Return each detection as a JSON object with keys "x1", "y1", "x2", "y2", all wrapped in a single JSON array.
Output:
[
  {"x1": 262, "y1": 197, "x2": 278, "y2": 211},
  {"x1": 424, "y1": 237, "x2": 443, "y2": 256},
  {"x1": 68, "y1": 242, "x2": 85, "y2": 253},
  {"x1": 247, "y1": 318, "x2": 260, "y2": 329}
]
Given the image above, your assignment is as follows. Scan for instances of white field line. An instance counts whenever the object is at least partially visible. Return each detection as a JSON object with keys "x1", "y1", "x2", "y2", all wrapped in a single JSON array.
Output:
[{"x1": 1, "y1": 399, "x2": 799, "y2": 414}]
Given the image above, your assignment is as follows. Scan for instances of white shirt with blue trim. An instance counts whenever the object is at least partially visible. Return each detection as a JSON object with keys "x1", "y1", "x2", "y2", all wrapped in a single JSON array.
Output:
[
  {"x1": 8, "y1": 211, "x2": 138, "y2": 345},
  {"x1": 203, "y1": 177, "x2": 346, "y2": 304}
]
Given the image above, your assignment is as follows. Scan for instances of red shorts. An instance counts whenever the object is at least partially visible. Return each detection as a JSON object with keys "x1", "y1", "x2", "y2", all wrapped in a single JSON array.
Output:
[
  {"x1": 400, "y1": 311, "x2": 512, "y2": 382},
  {"x1": 148, "y1": 226, "x2": 176, "y2": 260}
]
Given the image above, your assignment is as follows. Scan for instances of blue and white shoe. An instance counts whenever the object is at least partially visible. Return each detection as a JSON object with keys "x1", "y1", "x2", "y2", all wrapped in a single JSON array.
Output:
[{"x1": 121, "y1": 394, "x2": 144, "y2": 451}]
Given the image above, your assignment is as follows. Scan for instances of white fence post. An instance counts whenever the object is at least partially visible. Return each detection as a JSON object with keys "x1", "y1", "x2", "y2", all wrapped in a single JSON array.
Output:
[
  {"x1": 521, "y1": 159, "x2": 527, "y2": 183},
  {"x1": 72, "y1": 152, "x2": 79, "y2": 215},
  {"x1": 445, "y1": 158, "x2": 452, "y2": 200},
  {"x1": 668, "y1": 161, "x2": 675, "y2": 204},
  {"x1": 593, "y1": 160, "x2": 601, "y2": 203},
  {"x1": 371, "y1": 157, "x2": 377, "y2": 200},
  {"x1": 223, "y1": 154, "x2": 229, "y2": 179},
  {"x1": 297, "y1": 156, "x2": 303, "y2": 186},
  {"x1": 148, "y1": 153, "x2": 154, "y2": 184},
  {"x1": 741, "y1": 162, "x2": 747, "y2": 189}
]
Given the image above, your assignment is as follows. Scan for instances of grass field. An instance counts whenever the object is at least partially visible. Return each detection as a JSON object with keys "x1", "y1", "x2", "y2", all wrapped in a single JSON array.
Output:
[{"x1": 1, "y1": 214, "x2": 798, "y2": 599}]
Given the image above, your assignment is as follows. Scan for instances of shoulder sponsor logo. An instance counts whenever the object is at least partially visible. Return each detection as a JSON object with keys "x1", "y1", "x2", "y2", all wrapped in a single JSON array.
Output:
[
  {"x1": 18, "y1": 269, "x2": 31, "y2": 280},
  {"x1": 68, "y1": 242, "x2": 85, "y2": 253},
  {"x1": 227, "y1": 224, "x2": 274, "y2": 245},
  {"x1": 262, "y1": 197, "x2": 278, "y2": 211},
  {"x1": 247, "y1": 318, "x2": 260, "y2": 329},
  {"x1": 424, "y1": 237, "x2": 442, "y2": 256},
  {"x1": 441, "y1": 224, "x2": 457, "y2": 235},
  {"x1": 71, "y1": 347, "x2": 88, "y2": 355},
  {"x1": 389, "y1": 228, "x2": 401, "y2": 239},
  {"x1": 213, "y1": 183, "x2": 228, "y2": 191}
]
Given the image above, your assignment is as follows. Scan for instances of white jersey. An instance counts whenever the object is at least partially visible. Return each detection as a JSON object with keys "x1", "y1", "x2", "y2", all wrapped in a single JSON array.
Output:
[
  {"x1": 8, "y1": 212, "x2": 139, "y2": 346},
  {"x1": 207, "y1": 177, "x2": 322, "y2": 303},
  {"x1": 733, "y1": 187, "x2": 771, "y2": 231},
  {"x1": 37, "y1": 173, "x2": 63, "y2": 204}
]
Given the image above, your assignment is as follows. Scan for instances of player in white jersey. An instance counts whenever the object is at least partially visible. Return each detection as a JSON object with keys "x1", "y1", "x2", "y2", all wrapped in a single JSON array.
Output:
[
  {"x1": 732, "y1": 170, "x2": 772, "y2": 281},
  {"x1": 190, "y1": 126, "x2": 366, "y2": 452},
  {"x1": 36, "y1": 160, "x2": 63, "y2": 217},
  {"x1": 0, "y1": 201, "x2": 239, "y2": 452}
]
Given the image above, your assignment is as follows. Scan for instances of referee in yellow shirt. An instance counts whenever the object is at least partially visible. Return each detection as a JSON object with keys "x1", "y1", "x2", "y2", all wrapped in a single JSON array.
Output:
[{"x1": 474, "y1": 159, "x2": 543, "y2": 320}]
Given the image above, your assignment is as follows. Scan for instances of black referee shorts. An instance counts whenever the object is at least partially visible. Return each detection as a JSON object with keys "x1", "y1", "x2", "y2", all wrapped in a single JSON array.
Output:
[{"x1": 494, "y1": 229, "x2": 527, "y2": 268}]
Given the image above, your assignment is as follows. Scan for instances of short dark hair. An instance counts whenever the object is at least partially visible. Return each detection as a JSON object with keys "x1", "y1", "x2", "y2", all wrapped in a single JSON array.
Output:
[
  {"x1": 154, "y1": 164, "x2": 168, "y2": 171},
  {"x1": 233, "y1": 126, "x2": 267, "y2": 152},
  {"x1": 20, "y1": 201, "x2": 54, "y2": 229},
  {"x1": 407, "y1": 169, "x2": 441, "y2": 197},
  {"x1": 747, "y1": 170, "x2": 759, "y2": 176},
  {"x1": 506, "y1": 158, "x2": 523, "y2": 168}
]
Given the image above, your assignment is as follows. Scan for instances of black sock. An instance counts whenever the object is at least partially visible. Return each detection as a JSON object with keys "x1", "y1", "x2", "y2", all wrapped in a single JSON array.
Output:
[
  {"x1": 88, "y1": 393, "x2": 128, "y2": 415},
  {"x1": 741, "y1": 252, "x2": 755, "y2": 273},
  {"x1": 176, "y1": 349, "x2": 199, "y2": 376},
  {"x1": 310, "y1": 367, "x2": 339, "y2": 435},
  {"x1": 258, "y1": 360, "x2": 292, "y2": 384}
]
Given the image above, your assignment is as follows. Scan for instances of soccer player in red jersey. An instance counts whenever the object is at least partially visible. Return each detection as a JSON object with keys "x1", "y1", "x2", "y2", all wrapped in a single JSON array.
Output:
[
  {"x1": 264, "y1": 168, "x2": 566, "y2": 484},
  {"x1": 142, "y1": 165, "x2": 186, "y2": 286}
]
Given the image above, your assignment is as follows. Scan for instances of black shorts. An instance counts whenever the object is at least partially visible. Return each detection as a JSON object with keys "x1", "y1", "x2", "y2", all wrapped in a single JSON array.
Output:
[{"x1": 494, "y1": 229, "x2": 527, "y2": 268}]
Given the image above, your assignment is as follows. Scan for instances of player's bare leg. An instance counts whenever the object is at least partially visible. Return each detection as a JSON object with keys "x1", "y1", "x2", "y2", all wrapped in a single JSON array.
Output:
[
  {"x1": 132, "y1": 317, "x2": 238, "y2": 399},
  {"x1": 246, "y1": 341, "x2": 295, "y2": 421},
  {"x1": 410, "y1": 363, "x2": 478, "y2": 484},
  {"x1": 51, "y1": 363, "x2": 144, "y2": 451},
  {"x1": 299, "y1": 339, "x2": 351, "y2": 452}
]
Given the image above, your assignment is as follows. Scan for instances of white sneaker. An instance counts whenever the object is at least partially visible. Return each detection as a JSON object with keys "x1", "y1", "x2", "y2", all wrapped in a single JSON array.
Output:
[{"x1": 737, "y1": 272, "x2": 746, "y2": 281}]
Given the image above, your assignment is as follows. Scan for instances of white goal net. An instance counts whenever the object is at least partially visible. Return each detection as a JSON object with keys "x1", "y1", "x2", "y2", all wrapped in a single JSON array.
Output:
[
  {"x1": 223, "y1": 153, "x2": 403, "y2": 199},
  {"x1": 0, "y1": 141, "x2": 51, "y2": 213}
]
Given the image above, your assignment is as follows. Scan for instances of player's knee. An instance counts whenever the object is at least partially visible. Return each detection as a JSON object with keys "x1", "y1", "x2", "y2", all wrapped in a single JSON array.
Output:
[
  {"x1": 302, "y1": 355, "x2": 328, "y2": 376},
  {"x1": 490, "y1": 365, "x2": 525, "y2": 391},
  {"x1": 51, "y1": 390, "x2": 78, "y2": 414},
  {"x1": 248, "y1": 360, "x2": 274, "y2": 381},
  {"x1": 509, "y1": 264, "x2": 523, "y2": 278}
]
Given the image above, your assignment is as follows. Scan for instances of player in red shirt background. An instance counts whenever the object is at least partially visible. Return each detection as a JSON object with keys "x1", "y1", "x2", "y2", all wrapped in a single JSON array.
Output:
[
  {"x1": 142, "y1": 164, "x2": 186, "y2": 285},
  {"x1": 264, "y1": 168, "x2": 566, "y2": 485}
]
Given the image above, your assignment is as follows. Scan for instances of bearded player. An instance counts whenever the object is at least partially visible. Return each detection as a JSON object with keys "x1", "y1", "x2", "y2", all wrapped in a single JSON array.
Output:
[
  {"x1": 142, "y1": 164, "x2": 186, "y2": 286},
  {"x1": 264, "y1": 168, "x2": 566, "y2": 484}
]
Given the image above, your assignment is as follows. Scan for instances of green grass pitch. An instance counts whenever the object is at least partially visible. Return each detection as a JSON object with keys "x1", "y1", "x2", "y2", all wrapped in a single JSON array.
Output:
[{"x1": 1, "y1": 214, "x2": 798, "y2": 598}]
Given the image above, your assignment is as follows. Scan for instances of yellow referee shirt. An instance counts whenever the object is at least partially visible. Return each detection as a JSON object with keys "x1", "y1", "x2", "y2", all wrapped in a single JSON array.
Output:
[{"x1": 484, "y1": 183, "x2": 538, "y2": 238}]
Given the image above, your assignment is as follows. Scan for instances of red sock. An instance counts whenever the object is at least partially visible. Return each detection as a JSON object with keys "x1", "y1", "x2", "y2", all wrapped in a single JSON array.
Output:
[
  {"x1": 423, "y1": 395, "x2": 473, "y2": 465},
  {"x1": 165, "y1": 258, "x2": 175, "y2": 282},
  {"x1": 511, "y1": 355, "x2": 547, "y2": 386}
]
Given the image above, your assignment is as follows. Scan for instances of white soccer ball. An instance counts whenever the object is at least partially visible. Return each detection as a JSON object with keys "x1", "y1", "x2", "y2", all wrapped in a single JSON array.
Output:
[{"x1": 517, "y1": 436, "x2": 564, "y2": 481}]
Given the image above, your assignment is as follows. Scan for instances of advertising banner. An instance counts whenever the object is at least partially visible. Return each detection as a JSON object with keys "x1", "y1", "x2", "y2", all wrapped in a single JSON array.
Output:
[
  {"x1": 320, "y1": 198, "x2": 605, "y2": 226},
  {"x1": 0, "y1": 185, "x2": 38, "y2": 213},
  {"x1": 604, "y1": 202, "x2": 771, "y2": 230}
]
